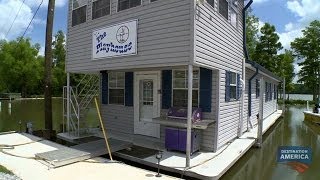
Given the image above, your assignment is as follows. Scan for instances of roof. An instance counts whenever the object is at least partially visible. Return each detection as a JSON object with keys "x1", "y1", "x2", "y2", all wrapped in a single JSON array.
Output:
[{"x1": 246, "y1": 59, "x2": 282, "y2": 82}]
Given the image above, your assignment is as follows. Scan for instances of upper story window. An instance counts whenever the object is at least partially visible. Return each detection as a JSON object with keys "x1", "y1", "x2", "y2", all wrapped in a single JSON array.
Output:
[
  {"x1": 219, "y1": 0, "x2": 228, "y2": 20},
  {"x1": 207, "y1": 0, "x2": 214, "y2": 8},
  {"x1": 230, "y1": 8, "x2": 237, "y2": 28},
  {"x1": 118, "y1": 0, "x2": 141, "y2": 12},
  {"x1": 72, "y1": 0, "x2": 87, "y2": 26},
  {"x1": 92, "y1": 0, "x2": 111, "y2": 19},
  {"x1": 109, "y1": 72, "x2": 125, "y2": 105},
  {"x1": 172, "y1": 70, "x2": 199, "y2": 107}
]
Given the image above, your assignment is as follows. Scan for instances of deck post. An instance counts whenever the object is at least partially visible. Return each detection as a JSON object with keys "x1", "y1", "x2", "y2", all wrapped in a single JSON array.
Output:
[
  {"x1": 186, "y1": 64, "x2": 193, "y2": 167},
  {"x1": 256, "y1": 77, "x2": 264, "y2": 147},
  {"x1": 67, "y1": 72, "x2": 70, "y2": 134}
]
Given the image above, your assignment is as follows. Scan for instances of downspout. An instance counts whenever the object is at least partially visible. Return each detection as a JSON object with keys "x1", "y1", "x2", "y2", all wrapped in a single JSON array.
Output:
[{"x1": 243, "y1": 0, "x2": 254, "y2": 130}]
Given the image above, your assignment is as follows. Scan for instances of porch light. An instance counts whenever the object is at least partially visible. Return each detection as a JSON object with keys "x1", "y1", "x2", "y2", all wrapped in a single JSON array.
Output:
[{"x1": 155, "y1": 151, "x2": 163, "y2": 177}]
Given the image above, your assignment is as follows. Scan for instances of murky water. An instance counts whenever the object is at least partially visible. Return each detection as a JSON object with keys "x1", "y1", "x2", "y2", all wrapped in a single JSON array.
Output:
[
  {"x1": 0, "y1": 100, "x2": 319, "y2": 180},
  {"x1": 0, "y1": 98, "x2": 99, "y2": 133},
  {"x1": 221, "y1": 106, "x2": 320, "y2": 180}
]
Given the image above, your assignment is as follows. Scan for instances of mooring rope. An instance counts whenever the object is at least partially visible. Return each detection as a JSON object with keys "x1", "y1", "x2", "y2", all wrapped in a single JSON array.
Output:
[{"x1": 0, "y1": 139, "x2": 44, "y2": 149}]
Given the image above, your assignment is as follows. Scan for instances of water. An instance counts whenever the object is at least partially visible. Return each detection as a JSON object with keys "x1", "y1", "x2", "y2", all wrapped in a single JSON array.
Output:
[
  {"x1": 1, "y1": 100, "x2": 319, "y2": 179},
  {"x1": 221, "y1": 106, "x2": 320, "y2": 180},
  {"x1": 0, "y1": 98, "x2": 99, "y2": 133},
  {"x1": 287, "y1": 94, "x2": 313, "y2": 101}
]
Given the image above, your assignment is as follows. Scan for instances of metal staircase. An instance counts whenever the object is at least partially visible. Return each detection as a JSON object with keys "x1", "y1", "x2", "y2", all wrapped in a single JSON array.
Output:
[{"x1": 63, "y1": 74, "x2": 100, "y2": 137}]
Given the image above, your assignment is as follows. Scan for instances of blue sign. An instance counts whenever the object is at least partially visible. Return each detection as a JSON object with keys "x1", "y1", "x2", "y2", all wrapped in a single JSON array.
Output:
[{"x1": 277, "y1": 146, "x2": 312, "y2": 164}]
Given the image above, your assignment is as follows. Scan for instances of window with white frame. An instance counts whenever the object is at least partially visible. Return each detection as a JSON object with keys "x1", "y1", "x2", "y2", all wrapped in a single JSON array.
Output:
[
  {"x1": 118, "y1": 0, "x2": 141, "y2": 12},
  {"x1": 92, "y1": 0, "x2": 111, "y2": 20},
  {"x1": 108, "y1": 72, "x2": 125, "y2": 105},
  {"x1": 207, "y1": 0, "x2": 214, "y2": 8},
  {"x1": 219, "y1": 0, "x2": 228, "y2": 20},
  {"x1": 230, "y1": 7, "x2": 238, "y2": 28},
  {"x1": 72, "y1": 0, "x2": 87, "y2": 26},
  {"x1": 229, "y1": 72, "x2": 237, "y2": 100},
  {"x1": 172, "y1": 70, "x2": 199, "y2": 107}
]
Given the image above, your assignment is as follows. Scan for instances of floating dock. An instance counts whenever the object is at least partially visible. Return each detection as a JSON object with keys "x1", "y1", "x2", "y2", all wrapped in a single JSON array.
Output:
[
  {"x1": 304, "y1": 111, "x2": 320, "y2": 123},
  {"x1": 0, "y1": 133, "x2": 176, "y2": 180}
]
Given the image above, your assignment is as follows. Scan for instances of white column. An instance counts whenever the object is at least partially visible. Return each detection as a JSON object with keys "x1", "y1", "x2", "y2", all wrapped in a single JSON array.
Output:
[
  {"x1": 238, "y1": 58, "x2": 246, "y2": 137},
  {"x1": 67, "y1": 72, "x2": 70, "y2": 133},
  {"x1": 256, "y1": 77, "x2": 264, "y2": 147},
  {"x1": 186, "y1": 64, "x2": 193, "y2": 167}
]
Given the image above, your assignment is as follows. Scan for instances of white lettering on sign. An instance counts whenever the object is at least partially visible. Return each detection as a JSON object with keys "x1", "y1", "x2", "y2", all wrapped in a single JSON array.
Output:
[{"x1": 92, "y1": 20, "x2": 137, "y2": 59}]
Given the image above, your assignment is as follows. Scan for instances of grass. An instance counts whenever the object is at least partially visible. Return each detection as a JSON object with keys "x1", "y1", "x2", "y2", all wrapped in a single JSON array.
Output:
[{"x1": 0, "y1": 165, "x2": 12, "y2": 174}]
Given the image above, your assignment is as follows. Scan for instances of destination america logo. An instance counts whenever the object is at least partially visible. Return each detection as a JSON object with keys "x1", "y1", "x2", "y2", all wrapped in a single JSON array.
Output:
[{"x1": 277, "y1": 146, "x2": 312, "y2": 173}]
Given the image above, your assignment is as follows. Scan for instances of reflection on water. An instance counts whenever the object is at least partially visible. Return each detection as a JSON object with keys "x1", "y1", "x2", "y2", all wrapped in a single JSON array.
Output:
[
  {"x1": 221, "y1": 106, "x2": 320, "y2": 180},
  {"x1": 0, "y1": 99, "x2": 99, "y2": 133}
]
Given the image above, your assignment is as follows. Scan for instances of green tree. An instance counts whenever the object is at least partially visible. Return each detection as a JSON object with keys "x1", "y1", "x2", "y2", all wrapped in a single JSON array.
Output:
[
  {"x1": 0, "y1": 38, "x2": 43, "y2": 97},
  {"x1": 276, "y1": 50, "x2": 295, "y2": 95},
  {"x1": 245, "y1": 8, "x2": 259, "y2": 57},
  {"x1": 52, "y1": 30, "x2": 66, "y2": 96},
  {"x1": 252, "y1": 23, "x2": 283, "y2": 72},
  {"x1": 291, "y1": 20, "x2": 320, "y2": 101}
]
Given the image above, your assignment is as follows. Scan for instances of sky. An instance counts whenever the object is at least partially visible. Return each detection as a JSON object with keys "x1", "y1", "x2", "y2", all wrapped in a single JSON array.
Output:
[{"x1": 0, "y1": 0, "x2": 319, "y2": 76}]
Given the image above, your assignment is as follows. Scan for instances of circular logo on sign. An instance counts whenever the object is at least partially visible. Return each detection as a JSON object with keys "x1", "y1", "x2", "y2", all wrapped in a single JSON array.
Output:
[{"x1": 116, "y1": 26, "x2": 129, "y2": 44}]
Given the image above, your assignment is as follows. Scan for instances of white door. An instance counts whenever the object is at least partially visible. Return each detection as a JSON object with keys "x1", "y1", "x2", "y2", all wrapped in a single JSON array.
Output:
[{"x1": 134, "y1": 72, "x2": 160, "y2": 138}]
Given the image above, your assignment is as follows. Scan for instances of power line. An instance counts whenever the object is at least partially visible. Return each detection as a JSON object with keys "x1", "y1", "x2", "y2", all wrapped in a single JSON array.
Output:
[
  {"x1": 5, "y1": 0, "x2": 26, "y2": 38},
  {"x1": 20, "y1": 0, "x2": 44, "y2": 39},
  {"x1": 0, "y1": 2, "x2": 15, "y2": 38}
]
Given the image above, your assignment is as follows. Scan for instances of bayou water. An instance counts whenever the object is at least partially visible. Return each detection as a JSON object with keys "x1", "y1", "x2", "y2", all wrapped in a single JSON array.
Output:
[{"x1": 0, "y1": 99, "x2": 319, "y2": 180}]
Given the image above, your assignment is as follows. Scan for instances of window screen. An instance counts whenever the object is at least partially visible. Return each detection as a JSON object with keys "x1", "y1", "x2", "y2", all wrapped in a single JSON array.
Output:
[
  {"x1": 118, "y1": 0, "x2": 141, "y2": 12},
  {"x1": 219, "y1": 0, "x2": 228, "y2": 20},
  {"x1": 92, "y1": 0, "x2": 111, "y2": 19}
]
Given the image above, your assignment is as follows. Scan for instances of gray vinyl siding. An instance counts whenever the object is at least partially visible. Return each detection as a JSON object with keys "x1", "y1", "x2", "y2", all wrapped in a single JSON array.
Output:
[
  {"x1": 245, "y1": 69, "x2": 279, "y2": 128},
  {"x1": 100, "y1": 68, "x2": 218, "y2": 152},
  {"x1": 217, "y1": 70, "x2": 241, "y2": 149},
  {"x1": 66, "y1": 0, "x2": 192, "y2": 73},
  {"x1": 194, "y1": 1, "x2": 245, "y2": 149},
  {"x1": 193, "y1": 1, "x2": 244, "y2": 71}
]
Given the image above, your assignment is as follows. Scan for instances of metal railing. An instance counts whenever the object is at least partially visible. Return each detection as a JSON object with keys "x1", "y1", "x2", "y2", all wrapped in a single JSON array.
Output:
[{"x1": 63, "y1": 74, "x2": 99, "y2": 137}]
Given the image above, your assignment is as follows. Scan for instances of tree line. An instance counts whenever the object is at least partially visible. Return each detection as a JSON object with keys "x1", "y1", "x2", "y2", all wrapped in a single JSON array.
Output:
[
  {"x1": 246, "y1": 9, "x2": 320, "y2": 101},
  {"x1": 0, "y1": 31, "x2": 69, "y2": 97}
]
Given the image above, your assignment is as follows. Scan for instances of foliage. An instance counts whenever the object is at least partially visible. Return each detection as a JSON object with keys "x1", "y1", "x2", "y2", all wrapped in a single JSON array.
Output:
[
  {"x1": 245, "y1": 8, "x2": 260, "y2": 57},
  {"x1": 0, "y1": 165, "x2": 13, "y2": 174},
  {"x1": 52, "y1": 30, "x2": 66, "y2": 96},
  {"x1": 252, "y1": 23, "x2": 283, "y2": 72},
  {"x1": 0, "y1": 38, "x2": 43, "y2": 97},
  {"x1": 275, "y1": 50, "x2": 295, "y2": 92},
  {"x1": 291, "y1": 20, "x2": 320, "y2": 101},
  {"x1": 288, "y1": 83, "x2": 313, "y2": 94}
]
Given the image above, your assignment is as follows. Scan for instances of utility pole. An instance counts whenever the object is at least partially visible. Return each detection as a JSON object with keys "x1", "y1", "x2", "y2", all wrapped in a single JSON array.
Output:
[{"x1": 44, "y1": 0, "x2": 55, "y2": 132}]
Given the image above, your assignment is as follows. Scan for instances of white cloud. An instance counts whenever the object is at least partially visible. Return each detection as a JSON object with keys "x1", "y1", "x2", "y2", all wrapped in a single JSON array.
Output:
[
  {"x1": 0, "y1": 0, "x2": 33, "y2": 40},
  {"x1": 278, "y1": 0, "x2": 320, "y2": 50},
  {"x1": 25, "y1": 0, "x2": 67, "y2": 8},
  {"x1": 0, "y1": 0, "x2": 53, "y2": 40}
]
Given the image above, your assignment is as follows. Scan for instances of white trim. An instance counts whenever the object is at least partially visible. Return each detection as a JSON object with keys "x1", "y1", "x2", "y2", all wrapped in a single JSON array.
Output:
[
  {"x1": 108, "y1": 72, "x2": 125, "y2": 105},
  {"x1": 171, "y1": 69, "x2": 200, "y2": 107},
  {"x1": 116, "y1": 0, "x2": 143, "y2": 13},
  {"x1": 134, "y1": 71, "x2": 161, "y2": 138},
  {"x1": 91, "y1": 0, "x2": 112, "y2": 20}
]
